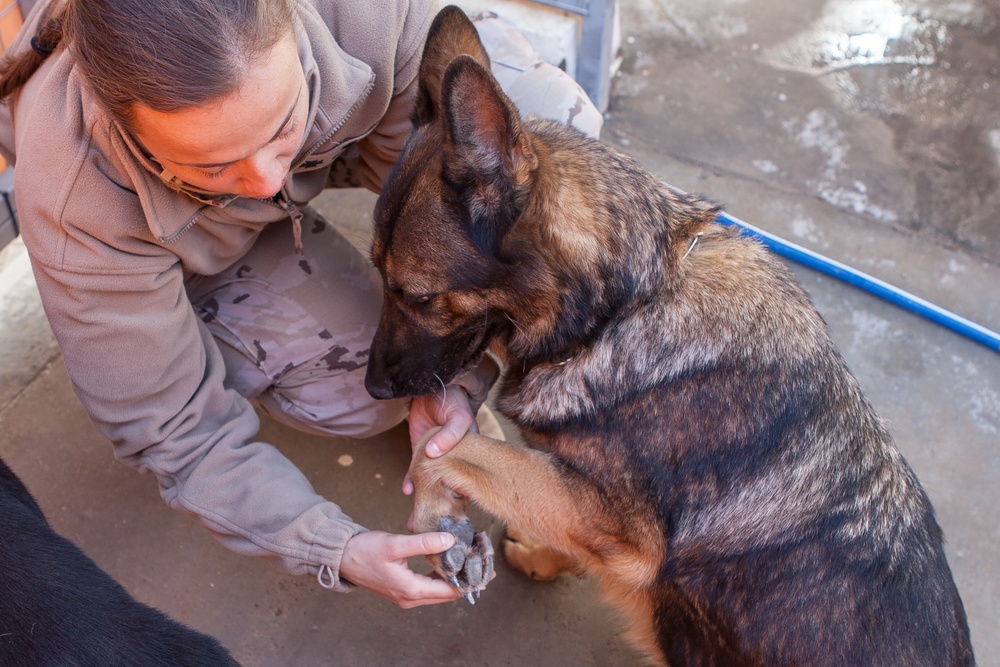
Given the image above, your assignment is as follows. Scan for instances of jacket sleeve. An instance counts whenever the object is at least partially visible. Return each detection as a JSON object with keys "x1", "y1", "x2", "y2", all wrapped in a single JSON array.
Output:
[
  {"x1": 347, "y1": 0, "x2": 442, "y2": 192},
  {"x1": 30, "y1": 258, "x2": 364, "y2": 591}
]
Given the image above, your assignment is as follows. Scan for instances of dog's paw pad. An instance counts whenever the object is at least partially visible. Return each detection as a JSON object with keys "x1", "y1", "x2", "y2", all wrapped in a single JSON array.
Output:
[{"x1": 434, "y1": 518, "x2": 493, "y2": 604}]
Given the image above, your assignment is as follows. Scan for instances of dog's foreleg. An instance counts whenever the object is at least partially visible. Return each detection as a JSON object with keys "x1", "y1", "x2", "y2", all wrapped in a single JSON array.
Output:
[
  {"x1": 411, "y1": 432, "x2": 599, "y2": 594},
  {"x1": 408, "y1": 463, "x2": 494, "y2": 603}
]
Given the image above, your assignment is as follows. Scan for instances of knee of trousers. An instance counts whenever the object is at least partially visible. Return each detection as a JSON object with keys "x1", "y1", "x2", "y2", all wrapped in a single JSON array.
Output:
[
  {"x1": 190, "y1": 210, "x2": 407, "y2": 439},
  {"x1": 256, "y1": 377, "x2": 410, "y2": 440},
  {"x1": 209, "y1": 334, "x2": 408, "y2": 439},
  {"x1": 472, "y1": 10, "x2": 604, "y2": 139}
]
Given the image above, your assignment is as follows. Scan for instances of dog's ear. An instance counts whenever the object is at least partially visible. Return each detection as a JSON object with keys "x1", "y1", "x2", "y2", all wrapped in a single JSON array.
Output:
[
  {"x1": 414, "y1": 6, "x2": 492, "y2": 126},
  {"x1": 440, "y1": 55, "x2": 538, "y2": 257}
]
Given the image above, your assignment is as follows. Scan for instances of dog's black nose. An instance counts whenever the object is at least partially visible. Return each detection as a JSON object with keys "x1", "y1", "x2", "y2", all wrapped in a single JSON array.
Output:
[
  {"x1": 364, "y1": 377, "x2": 394, "y2": 400},
  {"x1": 364, "y1": 370, "x2": 397, "y2": 400}
]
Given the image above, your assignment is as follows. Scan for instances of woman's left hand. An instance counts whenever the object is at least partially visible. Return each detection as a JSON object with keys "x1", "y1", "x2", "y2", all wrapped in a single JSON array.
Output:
[{"x1": 403, "y1": 386, "x2": 478, "y2": 495}]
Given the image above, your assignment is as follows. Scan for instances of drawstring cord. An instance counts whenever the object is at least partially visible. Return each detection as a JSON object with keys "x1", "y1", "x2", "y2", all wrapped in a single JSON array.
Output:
[
  {"x1": 292, "y1": 214, "x2": 303, "y2": 252},
  {"x1": 316, "y1": 564, "x2": 336, "y2": 589}
]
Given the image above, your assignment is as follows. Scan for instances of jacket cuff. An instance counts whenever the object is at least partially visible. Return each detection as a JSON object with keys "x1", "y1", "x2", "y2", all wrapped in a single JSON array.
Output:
[{"x1": 308, "y1": 519, "x2": 369, "y2": 592}]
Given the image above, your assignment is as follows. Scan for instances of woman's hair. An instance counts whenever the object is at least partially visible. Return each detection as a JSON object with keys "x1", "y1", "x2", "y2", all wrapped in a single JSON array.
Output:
[{"x1": 0, "y1": 0, "x2": 294, "y2": 126}]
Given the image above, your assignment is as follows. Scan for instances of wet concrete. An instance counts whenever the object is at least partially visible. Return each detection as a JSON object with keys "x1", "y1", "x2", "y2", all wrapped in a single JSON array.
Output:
[
  {"x1": 1, "y1": 1, "x2": 998, "y2": 665},
  {"x1": 615, "y1": 0, "x2": 1000, "y2": 264}
]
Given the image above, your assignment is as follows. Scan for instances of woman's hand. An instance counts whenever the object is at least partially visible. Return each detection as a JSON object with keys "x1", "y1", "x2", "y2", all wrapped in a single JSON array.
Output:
[
  {"x1": 404, "y1": 387, "x2": 478, "y2": 494},
  {"x1": 408, "y1": 386, "x2": 477, "y2": 457},
  {"x1": 339, "y1": 384, "x2": 483, "y2": 607},
  {"x1": 339, "y1": 530, "x2": 461, "y2": 608}
]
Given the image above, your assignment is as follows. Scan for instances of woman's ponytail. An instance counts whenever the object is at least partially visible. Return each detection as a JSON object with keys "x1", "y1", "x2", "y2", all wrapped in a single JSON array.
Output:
[{"x1": 0, "y1": 3, "x2": 66, "y2": 101}]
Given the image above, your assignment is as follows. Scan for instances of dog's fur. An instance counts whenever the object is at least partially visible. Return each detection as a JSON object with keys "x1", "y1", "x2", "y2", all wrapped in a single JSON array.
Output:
[
  {"x1": 365, "y1": 7, "x2": 975, "y2": 665},
  {"x1": 0, "y1": 456, "x2": 239, "y2": 666}
]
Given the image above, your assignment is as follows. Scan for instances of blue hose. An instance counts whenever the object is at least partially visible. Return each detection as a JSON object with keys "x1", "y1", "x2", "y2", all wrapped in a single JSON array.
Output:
[{"x1": 714, "y1": 211, "x2": 1000, "y2": 354}]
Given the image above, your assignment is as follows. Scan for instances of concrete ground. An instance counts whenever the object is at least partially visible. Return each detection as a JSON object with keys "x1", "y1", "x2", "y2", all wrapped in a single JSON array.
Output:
[{"x1": 1, "y1": 0, "x2": 998, "y2": 664}]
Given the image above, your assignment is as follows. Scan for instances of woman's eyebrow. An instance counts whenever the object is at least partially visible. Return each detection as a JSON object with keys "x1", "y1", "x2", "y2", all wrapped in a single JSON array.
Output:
[{"x1": 173, "y1": 83, "x2": 303, "y2": 170}]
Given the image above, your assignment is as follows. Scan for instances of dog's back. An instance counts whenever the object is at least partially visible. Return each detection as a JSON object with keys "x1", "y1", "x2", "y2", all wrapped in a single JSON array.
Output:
[{"x1": 0, "y1": 457, "x2": 239, "y2": 666}]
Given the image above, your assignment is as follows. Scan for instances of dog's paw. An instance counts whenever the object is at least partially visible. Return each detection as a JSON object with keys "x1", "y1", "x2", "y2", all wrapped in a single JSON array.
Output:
[
  {"x1": 502, "y1": 530, "x2": 573, "y2": 581},
  {"x1": 434, "y1": 516, "x2": 494, "y2": 604}
]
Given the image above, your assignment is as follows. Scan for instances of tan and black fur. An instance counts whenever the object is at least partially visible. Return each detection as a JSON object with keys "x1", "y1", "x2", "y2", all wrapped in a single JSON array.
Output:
[{"x1": 364, "y1": 7, "x2": 975, "y2": 666}]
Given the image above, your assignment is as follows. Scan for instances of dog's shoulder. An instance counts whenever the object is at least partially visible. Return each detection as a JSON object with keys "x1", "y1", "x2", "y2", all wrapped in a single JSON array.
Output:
[{"x1": 498, "y1": 220, "x2": 831, "y2": 429}]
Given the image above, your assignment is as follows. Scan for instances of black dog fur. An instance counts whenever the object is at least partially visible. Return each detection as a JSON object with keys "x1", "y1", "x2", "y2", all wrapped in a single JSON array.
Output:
[{"x1": 0, "y1": 456, "x2": 239, "y2": 666}]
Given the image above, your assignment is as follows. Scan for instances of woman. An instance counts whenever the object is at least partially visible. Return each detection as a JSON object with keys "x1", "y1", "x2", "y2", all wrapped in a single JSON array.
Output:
[{"x1": 0, "y1": 0, "x2": 601, "y2": 608}]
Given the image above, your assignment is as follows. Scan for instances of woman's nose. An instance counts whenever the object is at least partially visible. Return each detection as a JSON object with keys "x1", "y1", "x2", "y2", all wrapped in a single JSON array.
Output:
[{"x1": 238, "y1": 150, "x2": 288, "y2": 199}]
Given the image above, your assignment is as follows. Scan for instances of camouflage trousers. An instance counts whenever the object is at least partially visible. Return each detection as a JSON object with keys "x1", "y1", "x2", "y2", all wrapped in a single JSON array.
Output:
[
  {"x1": 186, "y1": 209, "x2": 403, "y2": 438},
  {"x1": 186, "y1": 14, "x2": 603, "y2": 439}
]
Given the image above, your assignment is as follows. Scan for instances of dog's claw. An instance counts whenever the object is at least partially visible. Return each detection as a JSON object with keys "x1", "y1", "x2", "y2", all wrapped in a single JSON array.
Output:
[{"x1": 433, "y1": 517, "x2": 494, "y2": 603}]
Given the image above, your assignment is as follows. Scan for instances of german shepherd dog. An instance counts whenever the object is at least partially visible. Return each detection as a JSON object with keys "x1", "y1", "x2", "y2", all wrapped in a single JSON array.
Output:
[
  {"x1": 365, "y1": 7, "x2": 975, "y2": 665},
  {"x1": 0, "y1": 456, "x2": 239, "y2": 666}
]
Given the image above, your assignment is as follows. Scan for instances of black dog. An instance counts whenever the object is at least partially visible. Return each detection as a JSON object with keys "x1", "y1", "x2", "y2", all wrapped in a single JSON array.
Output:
[{"x1": 0, "y1": 456, "x2": 239, "y2": 666}]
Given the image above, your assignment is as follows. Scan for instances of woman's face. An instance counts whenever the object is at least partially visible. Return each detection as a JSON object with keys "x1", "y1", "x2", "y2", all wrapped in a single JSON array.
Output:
[{"x1": 131, "y1": 34, "x2": 309, "y2": 200}]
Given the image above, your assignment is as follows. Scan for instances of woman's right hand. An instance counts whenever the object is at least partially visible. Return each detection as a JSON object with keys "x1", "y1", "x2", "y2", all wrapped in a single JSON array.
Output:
[{"x1": 338, "y1": 530, "x2": 461, "y2": 608}]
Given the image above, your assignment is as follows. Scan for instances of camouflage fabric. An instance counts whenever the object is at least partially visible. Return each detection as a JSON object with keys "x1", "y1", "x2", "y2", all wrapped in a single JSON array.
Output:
[{"x1": 187, "y1": 208, "x2": 409, "y2": 438}]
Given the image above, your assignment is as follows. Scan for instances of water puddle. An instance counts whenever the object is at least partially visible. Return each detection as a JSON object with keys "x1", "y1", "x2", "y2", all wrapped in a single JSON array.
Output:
[{"x1": 762, "y1": 0, "x2": 978, "y2": 76}]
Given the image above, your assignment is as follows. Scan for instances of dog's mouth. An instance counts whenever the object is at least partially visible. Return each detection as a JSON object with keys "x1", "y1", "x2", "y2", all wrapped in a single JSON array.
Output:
[
  {"x1": 367, "y1": 358, "x2": 497, "y2": 401},
  {"x1": 364, "y1": 350, "x2": 485, "y2": 400},
  {"x1": 364, "y1": 368, "x2": 455, "y2": 400},
  {"x1": 365, "y1": 330, "x2": 491, "y2": 401}
]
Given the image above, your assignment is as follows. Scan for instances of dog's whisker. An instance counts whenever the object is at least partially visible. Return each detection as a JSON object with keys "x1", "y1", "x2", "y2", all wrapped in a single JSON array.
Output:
[
  {"x1": 433, "y1": 373, "x2": 447, "y2": 406},
  {"x1": 505, "y1": 314, "x2": 528, "y2": 340}
]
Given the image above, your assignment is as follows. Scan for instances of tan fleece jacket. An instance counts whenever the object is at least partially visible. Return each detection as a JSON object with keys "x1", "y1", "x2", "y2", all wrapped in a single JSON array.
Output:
[{"x1": 0, "y1": 0, "x2": 446, "y2": 590}]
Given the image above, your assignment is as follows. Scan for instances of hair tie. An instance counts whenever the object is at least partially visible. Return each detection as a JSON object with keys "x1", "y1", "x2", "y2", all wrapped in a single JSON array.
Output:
[{"x1": 30, "y1": 35, "x2": 55, "y2": 57}]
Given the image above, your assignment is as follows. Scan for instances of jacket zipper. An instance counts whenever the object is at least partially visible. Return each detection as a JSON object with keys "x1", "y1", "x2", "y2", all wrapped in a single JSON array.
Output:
[
  {"x1": 159, "y1": 210, "x2": 204, "y2": 244},
  {"x1": 273, "y1": 72, "x2": 377, "y2": 251},
  {"x1": 292, "y1": 71, "x2": 377, "y2": 170},
  {"x1": 276, "y1": 191, "x2": 305, "y2": 252}
]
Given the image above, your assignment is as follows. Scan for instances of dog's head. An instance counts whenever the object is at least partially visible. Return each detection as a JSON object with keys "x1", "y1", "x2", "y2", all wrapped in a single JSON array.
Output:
[{"x1": 364, "y1": 6, "x2": 539, "y2": 399}]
